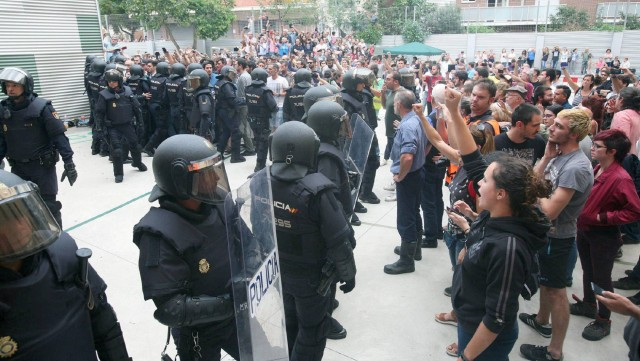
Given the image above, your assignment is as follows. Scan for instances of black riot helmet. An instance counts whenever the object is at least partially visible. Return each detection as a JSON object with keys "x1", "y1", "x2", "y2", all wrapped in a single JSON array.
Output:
[
  {"x1": 217, "y1": 65, "x2": 237, "y2": 81},
  {"x1": 250, "y1": 67, "x2": 268, "y2": 85},
  {"x1": 185, "y1": 69, "x2": 210, "y2": 93},
  {"x1": 90, "y1": 58, "x2": 107, "y2": 77},
  {"x1": 0, "y1": 170, "x2": 61, "y2": 262},
  {"x1": 342, "y1": 68, "x2": 375, "y2": 91},
  {"x1": 156, "y1": 61, "x2": 170, "y2": 76},
  {"x1": 398, "y1": 67, "x2": 416, "y2": 89},
  {"x1": 0, "y1": 67, "x2": 35, "y2": 96},
  {"x1": 170, "y1": 63, "x2": 187, "y2": 79},
  {"x1": 306, "y1": 101, "x2": 351, "y2": 143},
  {"x1": 269, "y1": 121, "x2": 320, "y2": 182},
  {"x1": 128, "y1": 64, "x2": 145, "y2": 81},
  {"x1": 104, "y1": 69, "x2": 123, "y2": 88},
  {"x1": 303, "y1": 85, "x2": 342, "y2": 114},
  {"x1": 187, "y1": 62, "x2": 203, "y2": 74},
  {"x1": 112, "y1": 54, "x2": 127, "y2": 65},
  {"x1": 294, "y1": 68, "x2": 313, "y2": 88},
  {"x1": 85, "y1": 55, "x2": 97, "y2": 65},
  {"x1": 149, "y1": 135, "x2": 230, "y2": 204}
]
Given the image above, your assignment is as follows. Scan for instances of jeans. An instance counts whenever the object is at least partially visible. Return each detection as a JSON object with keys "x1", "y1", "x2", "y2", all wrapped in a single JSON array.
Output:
[
  {"x1": 384, "y1": 136, "x2": 394, "y2": 161},
  {"x1": 421, "y1": 162, "x2": 446, "y2": 242},
  {"x1": 396, "y1": 168, "x2": 424, "y2": 243},
  {"x1": 458, "y1": 321, "x2": 518, "y2": 361},
  {"x1": 270, "y1": 107, "x2": 284, "y2": 131},
  {"x1": 444, "y1": 230, "x2": 465, "y2": 267}
]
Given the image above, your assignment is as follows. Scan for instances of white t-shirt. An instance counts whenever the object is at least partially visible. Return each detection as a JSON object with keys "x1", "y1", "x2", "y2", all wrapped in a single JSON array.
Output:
[{"x1": 267, "y1": 76, "x2": 289, "y2": 107}]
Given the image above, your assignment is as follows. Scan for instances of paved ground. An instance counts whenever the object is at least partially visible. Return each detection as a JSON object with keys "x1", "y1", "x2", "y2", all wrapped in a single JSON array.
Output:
[{"x1": 56, "y1": 125, "x2": 637, "y2": 360}]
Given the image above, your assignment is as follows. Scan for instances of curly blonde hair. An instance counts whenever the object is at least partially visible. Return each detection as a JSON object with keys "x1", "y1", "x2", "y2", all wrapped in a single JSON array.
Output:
[{"x1": 558, "y1": 109, "x2": 591, "y2": 141}]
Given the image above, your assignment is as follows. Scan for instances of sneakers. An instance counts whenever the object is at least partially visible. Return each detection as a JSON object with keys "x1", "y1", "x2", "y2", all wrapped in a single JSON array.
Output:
[
  {"x1": 230, "y1": 156, "x2": 246, "y2": 163},
  {"x1": 385, "y1": 194, "x2": 397, "y2": 202},
  {"x1": 443, "y1": 286, "x2": 452, "y2": 297},
  {"x1": 582, "y1": 319, "x2": 611, "y2": 341},
  {"x1": 359, "y1": 192, "x2": 380, "y2": 204},
  {"x1": 615, "y1": 276, "x2": 640, "y2": 290},
  {"x1": 383, "y1": 181, "x2": 396, "y2": 191},
  {"x1": 569, "y1": 295, "x2": 596, "y2": 318},
  {"x1": 519, "y1": 313, "x2": 552, "y2": 338},
  {"x1": 520, "y1": 344, "x2": 563, "y2": 361}
]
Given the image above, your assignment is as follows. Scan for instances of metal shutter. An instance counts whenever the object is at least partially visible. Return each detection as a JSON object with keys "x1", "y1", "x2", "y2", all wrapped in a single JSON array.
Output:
[{"x1": 0, "y1": 0, "x2": 102, "y2": 119}]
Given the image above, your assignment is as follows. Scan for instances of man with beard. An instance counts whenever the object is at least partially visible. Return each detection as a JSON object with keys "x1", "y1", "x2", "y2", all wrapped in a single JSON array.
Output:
[
  {"x1": 533, "y1": 85, "x2": 553, "y2": 112},
  {"x1": 494, "y1": 104, "x2": 546, "y2": 166}
]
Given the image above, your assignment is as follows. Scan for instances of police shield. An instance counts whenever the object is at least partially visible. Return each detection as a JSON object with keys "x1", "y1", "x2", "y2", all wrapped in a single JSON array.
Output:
[
  {"x1": 225, "y1": 168, "x2": 289, "y2": 361},
  {"x1": 344, "y1": 114, "x2": 374, "y2": 212}
]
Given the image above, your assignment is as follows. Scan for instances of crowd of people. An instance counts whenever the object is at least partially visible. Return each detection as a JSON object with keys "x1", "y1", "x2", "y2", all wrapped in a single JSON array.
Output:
[{"x1": 2, "y1": 24, "x2": 640, "y2": 360}]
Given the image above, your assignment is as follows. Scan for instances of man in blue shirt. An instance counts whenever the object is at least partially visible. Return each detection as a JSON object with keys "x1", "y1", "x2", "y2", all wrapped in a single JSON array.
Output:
[
  {"x1": 384, "y1": 89, "x2": 428, "y2": 275},
  {"x1": 553, "y1": 85, "x2": 573, "y2": 109}
]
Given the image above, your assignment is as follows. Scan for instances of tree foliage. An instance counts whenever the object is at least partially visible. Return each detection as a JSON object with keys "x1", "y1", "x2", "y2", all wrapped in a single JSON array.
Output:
[
  {"x1": 466, "y1": 25, "x2": 496, "y2": 33},
  {"x1": 549, "y1": 6, "x2": 590, "y2": 31},
  {"x1": 356, "y1": 24, "x2": 383, "y2": 45},
  {"x1": 257, "y1": 0, "x2": 314, "y2": 27},
  {"x1": 402, "y1": 21, "x2": 428, "y2": 43},
  {"x1": 125, "y1": 0, "x2": 235, "y2": 49}
]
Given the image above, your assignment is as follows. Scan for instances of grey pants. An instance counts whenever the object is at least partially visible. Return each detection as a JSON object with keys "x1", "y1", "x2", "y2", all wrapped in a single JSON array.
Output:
[{"x1": 237, "y1": 106, "x2": 255, "y2": 152}]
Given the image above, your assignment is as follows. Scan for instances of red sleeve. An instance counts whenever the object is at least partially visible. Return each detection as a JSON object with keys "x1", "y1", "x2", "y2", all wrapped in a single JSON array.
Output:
[{"x1": 603, "y1": 176, "x2": 640, "y2": 225}]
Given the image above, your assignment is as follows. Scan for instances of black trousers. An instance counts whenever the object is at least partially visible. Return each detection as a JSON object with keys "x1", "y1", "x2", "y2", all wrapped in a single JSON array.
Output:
[
  {"x1": 250, "y1": 119, "x2": 270, "y2": 169},
  {"x1": 218, "y1": 109, "x2": 241, "y2": 157},
  {"x1": 145, "y1": 103, "x2": 168, "y2": 150},
  {"x1": 360, "y1": 134, "x2": 380, "y2": 196},
  {"x1": 108, "y1": 124, "x2": 142, "y2": 176},
  {"x1": 11, "y1": 162, "x2": 62, "y2": 227}
]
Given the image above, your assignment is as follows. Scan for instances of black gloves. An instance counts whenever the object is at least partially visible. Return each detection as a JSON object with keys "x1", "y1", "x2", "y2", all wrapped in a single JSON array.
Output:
[
  {"x1": 339, "y1": 278, "x2": 355, "y2": 294},
  {"x1": 61, "y1": 162, "x2": 78, "y2": 186}
]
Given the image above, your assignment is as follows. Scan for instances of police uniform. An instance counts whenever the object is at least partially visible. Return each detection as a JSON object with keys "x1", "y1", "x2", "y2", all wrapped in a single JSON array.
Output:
[
  {"x1": 191, "y1": 88, "x2": 215, "y2": 142},
  {"x1": 165, "y1": 75, "x2": 185, "y2": 136},
  {"x1": 87, "y1": 66, "x2": 109, "y2": 155},
  {"x1": 126, "y1": 75, "x2": 151, "y2": 145},
  {"x1": 0, "y1": 94, "x2": 74, "y2": 226},
  {"x1": 94, "y1": 82, "x2": 146, "y2": 182},
  {"x1": 341, "y1": 88, "x2": 380, "y2": 201},
  {"x1": 282, "y1": 85, "x2": 310, "y2": 123},
  {"x1": 245, "y1": 81, "x2": 277, "y2": 171},
  {"x1": 179, "y1": 78, "x2": 197, "y2": 134},
  {"x1": 143, "y1": 70, "x2": 170, "y2": 154},
  {"x1": 214, "y1": 78, "x2": 242, "y2": 159}
]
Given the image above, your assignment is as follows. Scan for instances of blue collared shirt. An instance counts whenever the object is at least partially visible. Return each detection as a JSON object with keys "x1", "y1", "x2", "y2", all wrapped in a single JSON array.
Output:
[{"x1": 390, "y1": 111, "x2": 428, "y2": 174}]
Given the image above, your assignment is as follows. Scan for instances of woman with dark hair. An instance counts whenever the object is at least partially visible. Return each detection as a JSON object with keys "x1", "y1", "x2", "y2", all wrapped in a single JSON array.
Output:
[
  {"x1": 611, "y1": 87, "x2": 640, "y2": 155},
  {"x1": 581, "y1": 96, "x2": 605, "y2": 132},
  {"x1": 429, "y1": 88, "x2": 552, "y2": 361},
  {"x1": 563, "y1": 68, "x2": 596, "y2": 107},
  {"x1": 570, "y1": 129, "x2": 640, "y2": 341}
]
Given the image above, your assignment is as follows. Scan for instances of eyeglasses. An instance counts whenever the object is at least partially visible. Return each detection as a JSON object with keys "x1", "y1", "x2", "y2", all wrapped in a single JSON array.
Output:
[{"x1": 591, "y1": 143, "x2": 607, "y2": 150}]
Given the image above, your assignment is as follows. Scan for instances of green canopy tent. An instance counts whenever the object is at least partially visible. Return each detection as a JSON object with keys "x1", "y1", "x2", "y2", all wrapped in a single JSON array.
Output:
[{"x1": 381, "y1": 42, "x2": 445, "y2": 56}]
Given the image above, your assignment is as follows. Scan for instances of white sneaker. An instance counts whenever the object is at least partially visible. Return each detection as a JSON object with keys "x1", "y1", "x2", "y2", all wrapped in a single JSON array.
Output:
[
  {"x1": 383, "y1": 182, "x2": 396, "y2": 191},
  {"x1": 381, "y1": 159, "x2": 388, "y2": 166},
  {"x1": 385, "y1": 193, "x2": 397, "y2": 202}
]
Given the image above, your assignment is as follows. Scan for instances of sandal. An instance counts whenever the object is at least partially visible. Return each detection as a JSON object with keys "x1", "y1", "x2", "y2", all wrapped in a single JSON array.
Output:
[
  {"x1": 446, "y1": 342, "x2": 458, "y2": 357},
  {"x1": 435, "y1": 312, "x2": 458, "y2": 327}
]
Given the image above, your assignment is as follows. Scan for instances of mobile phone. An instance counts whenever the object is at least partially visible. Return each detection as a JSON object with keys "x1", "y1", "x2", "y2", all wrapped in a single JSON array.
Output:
[
  {"x1": 591, "y1": 282, "x2": 605, "y2": 296},
  {"x1": 446, "y1": 206, "x2": 463, "y2": 216},
  {"x1": 162, "y1": 47, "x2": 168, "y2": 53}
]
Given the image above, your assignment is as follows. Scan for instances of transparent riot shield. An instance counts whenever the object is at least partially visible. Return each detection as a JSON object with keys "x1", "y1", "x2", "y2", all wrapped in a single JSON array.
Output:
[
  {"x1": 344, "y1": 114, "x2": 374, "y2": 212},
  {"x1": 225, "y1": 168, "x2": 289, "y2": 361}
]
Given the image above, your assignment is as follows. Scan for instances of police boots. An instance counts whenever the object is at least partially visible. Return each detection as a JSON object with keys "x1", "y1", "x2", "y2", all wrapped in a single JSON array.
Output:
[{"x1": 384, "y1": 241, "x2": 416, "y2": 275}]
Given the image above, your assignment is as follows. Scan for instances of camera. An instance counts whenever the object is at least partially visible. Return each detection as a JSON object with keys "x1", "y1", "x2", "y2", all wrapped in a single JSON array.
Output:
[{"x1": 610, "y1": 68, "x2": 623, "y2": 75}]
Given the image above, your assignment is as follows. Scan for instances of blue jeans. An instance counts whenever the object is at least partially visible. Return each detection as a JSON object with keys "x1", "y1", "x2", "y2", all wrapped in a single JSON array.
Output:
[
  {"x1": 444, "y1": 230, "x2": 465, "y2": 267},
  {"x1": 421, "y1": 162, "x2": 446, "y2": 242},
  {"x1": 396, "y1": 168, "x2": 424, "y2": 243},
  {"x1": 270, "y1": 107, "x2": 284, "y2": 131},
  {"x1": 458, "y1": 321, "x2": 518, "y2": 361}
]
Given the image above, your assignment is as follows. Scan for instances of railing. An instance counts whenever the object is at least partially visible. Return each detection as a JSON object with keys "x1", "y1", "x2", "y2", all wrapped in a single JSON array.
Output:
[
  {"x1": 596, "y1": 2, "x2": 640, "y2": 18},
  {"x1": 461, "y1": 5, "x2": 560, "y2": 25}
]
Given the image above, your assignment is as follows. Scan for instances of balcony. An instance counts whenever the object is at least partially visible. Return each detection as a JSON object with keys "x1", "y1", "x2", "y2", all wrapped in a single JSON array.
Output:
[
  {"x1": 461, "y1": 5, "x2": 560, "y2": 26},
  {"x1": 597, "y1": 2, "x2": 640, "y2": 20}
]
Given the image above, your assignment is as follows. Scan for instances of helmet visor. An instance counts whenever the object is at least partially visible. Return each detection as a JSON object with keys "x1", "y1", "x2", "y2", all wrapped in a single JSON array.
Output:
[
  {"x1": 354, "y1": 68, "x2": 375, "y2": 87},
  {"x1": 188, "y1": 154, "x2": 230, "y2": 204},
  {"x1": 0, "y1": 183, "x2": 61, "y2": 262},
  {"x1": 339, "y1": 113, "x2": 352, "y2": 139},
  {"x1": 0, "y1": 68, "x2": 28, "y2": 86},
  {"x1": 186, "y1": 75, "x2": 202, "y2": 93}
]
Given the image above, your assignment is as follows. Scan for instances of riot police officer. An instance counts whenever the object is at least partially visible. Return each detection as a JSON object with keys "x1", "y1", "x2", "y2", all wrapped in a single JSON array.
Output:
[
  {"x1": 245, "y1": 67, "x2": 277, "y2": 173},
  {"x1": 301, "y1": 85, "x2": 342, "y2": 123},
  {"x1": 165, "y1": 63, "x2": 186, "y2": 136},
  {"x1": 0, "y1": 170, "x2": 132, "y2": 361},
  {"x1": 87, "y1": 58, "x2": 109, "y2": 156},
  {"x1": 0, "y1": 67, "x2": 77, "y2": 227},
  {"x1": 94, "y1": 69, "x2": 148, "y2": 183},
  {"x1": 133, "y1": 134, "x2": 239, "y2": 361},
  {"x1": 283, "y1": 68, "x2": 313, "y2": 123},
  {"x1": 214, "y1": 65, "x2": 245, "y2": 163},
  {"x1": 84, "y1": 55, "x2": 97, "y2": 108},
  {"x1": 143, "y1": 61, "x2": 170, "y2": 156},
  {"x1": 341, "y1": 69, "x2": 381, "y2": 205},
  {"x1": 180, "y1": 63, "x2": 204, "y2": 135},
  {"x1": 398, "y1": 67, "x2": 420, "y2": 101},
  {"x1": 126, "y1": 64, "x2": 151, "y2": 145},
  {"x1": 185, "y1": 68, "x2": 215, "y2": 141},
  {"x1": 269, "y1": 121, "x2": 356, "y2": 360}
]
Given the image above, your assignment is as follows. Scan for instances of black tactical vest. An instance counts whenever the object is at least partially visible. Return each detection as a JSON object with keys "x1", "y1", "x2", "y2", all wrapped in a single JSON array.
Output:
[
  {"x1": 149, "y1": 75, "x2": 167, "y2": 104},
  {"x1": 318, "y1": 143, "x2": 352, "y2": 215},
  {"x1": 180, "y1": 79, "x2": 196, "y2": 119},
  {"x1": 86, "y1": 74, "x2": 105, "y2": 103},
  {"x1": 341, "y1": 91, "x2": 376, "y2": 129},
  {"x1": 99, "y1": 86, "x2": 136, "y2": 126},
  {"x1": 271, "y1": 173, "x2": 336, "y2": 266},
  {"x1": 165, "y1": 77, "x2": 183, "y2": 106},
  {"x1": 190, "y1": 88, "x2": 214, "y2": 129},
  {"x1": 285, "y1": 86, "x2": 309, "y2": 122},
  {"x1": 133, "y1": 206, "x2": 231, "y2": 301},
  {"x1": 214, "y1": 79, "x2": 236, "y2": 111},
  {"x1": 0, "y1": 233, "x2": 106, "y2": 361},
  {"x1": 0, "y1": 97, "x2": 54, "y2": 161},
  {"x1": 246, "y1": 84, "x2": 272, "y2": 121}
]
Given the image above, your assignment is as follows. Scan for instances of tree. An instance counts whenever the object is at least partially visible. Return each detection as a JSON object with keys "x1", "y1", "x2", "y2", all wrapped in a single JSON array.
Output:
[
  {"x1": 126, "y1": 0, "x2": 235, "y2": 50},
  {"x1": 424, "y1": 5, "x2": 463, "y2": 34},
  {"x1": 549, "y1": 6, "x2": 590, "y2": 31},
  {"x1": 356, "y1": 23, "x2": 383, "y2": 45},
  {"x1": 256, "y1": 0, "x2": 314, "y2": 30},
  {"x1": 99, "y1": 0, "x2": 142, "y2": 41},
  {"x1": 403, "y1": 21, "x2": 427, "y2": 43}
]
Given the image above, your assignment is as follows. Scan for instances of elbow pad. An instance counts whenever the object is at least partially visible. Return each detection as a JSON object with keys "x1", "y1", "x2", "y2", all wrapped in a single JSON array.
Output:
[
  {"x1": 154, "y1": 294, "x2": 234, "y2": 328},
  {"x1": 327, "y1": 241, "x2": 357, "y2": 282}
]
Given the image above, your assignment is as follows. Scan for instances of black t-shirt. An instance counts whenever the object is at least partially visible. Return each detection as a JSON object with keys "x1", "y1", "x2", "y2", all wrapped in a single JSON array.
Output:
[{"x1": 494, "y1": 133, "x2": 546, "y2": 166}]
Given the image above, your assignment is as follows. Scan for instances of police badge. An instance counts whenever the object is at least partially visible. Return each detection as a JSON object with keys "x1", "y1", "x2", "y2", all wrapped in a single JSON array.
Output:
[
  {"x1": 198, "y1": 258, "x2": 210, "y2": 274},
  {"x1": 0, "y1": 336, "x2": 18, "y2": 358}
]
